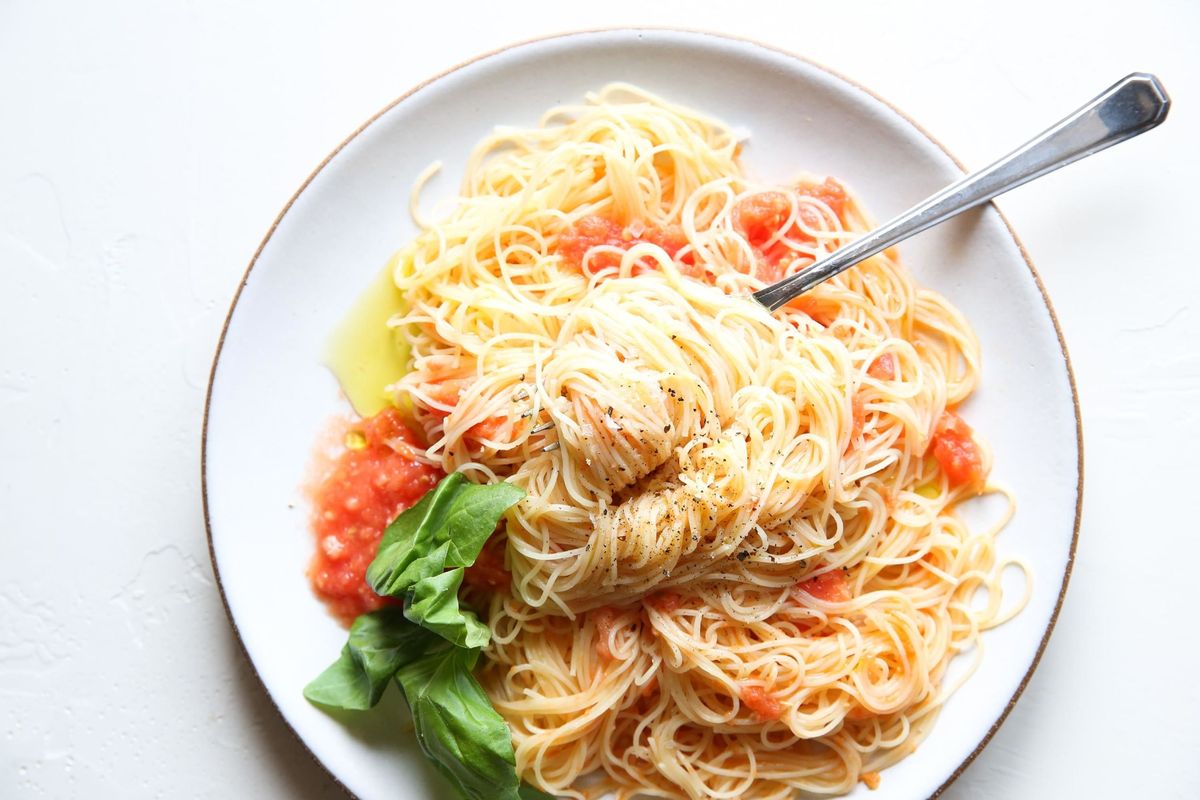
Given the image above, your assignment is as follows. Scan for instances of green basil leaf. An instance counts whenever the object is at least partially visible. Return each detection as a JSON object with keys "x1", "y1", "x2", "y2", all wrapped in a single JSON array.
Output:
[
  {"x1": 307, "y1": 609, "x2": 556, "y2": 799},
  {"x1": 303, "y1": 607, "x2": 445, "y2": 710},
  {"x1": 367, "y1": 473, "x2": 468, "y2": 595},
  {"x1": 366, "y1": 473, "x2": 523, "y2": 599},
  {"x1": 394, "y1": 645, "x2": 522, "y2": 800},
  {"x1": 440, "y1": 481, "x2": 527, "y2": 567},
  {"x1": 405, "y1": 568, "x2": 491, "y2": 649},
  {"x1": 387, "y1": 540, "x2": 451, "y2": 596},
  {"x1": 307, "y1": 475, "x2": 542, "y2": 798}
]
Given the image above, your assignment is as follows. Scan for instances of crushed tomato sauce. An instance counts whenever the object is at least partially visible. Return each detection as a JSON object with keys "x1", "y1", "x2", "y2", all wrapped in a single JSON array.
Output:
[
  {"x1": 733, "y1": 178, "x2": 849, "y2": 281},
  {"x1": 308, "y1": 407, "x2": 443, "y2": 625},
  {"x1": 868, "y1": 353, "x2": 897, "y2": 381},
  {"x1": 645, "y1": 590, "x2": 683, "y2": 613},
  {"x1": 794, "y1": 570, "x2": 853, "y2": 604},
  {"x1": 739, "y1": 685, "x2": 784, "y2": 720},
  {"x1": 556, "y1": 180, "x2": 850, "y2": 333},
  {"x1": 557, "y1": 215, "x2": 700, "y2": 278},
  {"x1": 930, "y1": 409, "x2": 986, "y2": 488},
  {"x1": 592, "y1": 607, "x2": 620, "y2": 661},
  {"x1": 419, "y1": 363, "x2": 512, "y2": 444},
  {"x1": 463, "y1": 534, "x2": 512, "y2": 592}
]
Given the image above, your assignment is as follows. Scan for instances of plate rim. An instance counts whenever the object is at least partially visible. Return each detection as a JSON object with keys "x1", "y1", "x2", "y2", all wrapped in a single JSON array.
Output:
[{"x1": 201, "y1": 26, "x2": 1083, "y2": 800}]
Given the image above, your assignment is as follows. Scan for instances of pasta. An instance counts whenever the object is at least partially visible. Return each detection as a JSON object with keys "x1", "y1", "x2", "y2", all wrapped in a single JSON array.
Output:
[{"x1": 383, "y1": 84, "x2": 1023, "y2": 799}]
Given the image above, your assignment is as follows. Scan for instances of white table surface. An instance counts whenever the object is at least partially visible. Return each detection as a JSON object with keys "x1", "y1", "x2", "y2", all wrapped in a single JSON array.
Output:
[{"x1": 2, "y1": 2, "x2": 1197, "y2": 798}]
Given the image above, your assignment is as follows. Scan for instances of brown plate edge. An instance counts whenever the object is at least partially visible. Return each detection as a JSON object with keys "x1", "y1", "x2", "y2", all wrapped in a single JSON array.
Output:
[{"x1": 200, "y1": 26, "x2": 1084, "y2": 800}]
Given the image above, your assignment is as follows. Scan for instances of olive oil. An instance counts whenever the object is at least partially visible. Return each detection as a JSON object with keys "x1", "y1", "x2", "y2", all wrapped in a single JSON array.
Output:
[{"x1": 324, "y1": 255, "x2": 409, "y2": 417}]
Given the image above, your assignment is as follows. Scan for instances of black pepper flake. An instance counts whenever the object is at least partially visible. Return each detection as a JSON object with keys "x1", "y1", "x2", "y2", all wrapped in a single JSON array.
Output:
[
  {"x1": 737, "y1": 551, "x2": 749, "y2": 561},
  {"x1": 663, "y1": 424, "x2": 672, "y2": 432}
]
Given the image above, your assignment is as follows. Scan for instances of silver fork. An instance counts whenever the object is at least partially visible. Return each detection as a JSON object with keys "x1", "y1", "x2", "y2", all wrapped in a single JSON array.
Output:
[{"x1": 753, "y1": 73, "x2": 1170, "y2": 312}]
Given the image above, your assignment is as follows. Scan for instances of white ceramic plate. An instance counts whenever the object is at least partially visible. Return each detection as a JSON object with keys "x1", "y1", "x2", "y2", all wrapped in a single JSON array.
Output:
[{"x1": 204, "y1": 29, "x2": 1081, "y2": 800}]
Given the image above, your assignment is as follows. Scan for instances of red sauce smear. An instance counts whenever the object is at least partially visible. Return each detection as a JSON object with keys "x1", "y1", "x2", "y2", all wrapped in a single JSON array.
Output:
[{"x1": 308, "y1": 407, "x2": 444, "y2": 626}]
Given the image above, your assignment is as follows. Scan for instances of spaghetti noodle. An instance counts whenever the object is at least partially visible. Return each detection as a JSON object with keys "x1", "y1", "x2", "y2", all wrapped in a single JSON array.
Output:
[{"x1": 379, "y1": 85, "x2": 1023, "y2": 798}]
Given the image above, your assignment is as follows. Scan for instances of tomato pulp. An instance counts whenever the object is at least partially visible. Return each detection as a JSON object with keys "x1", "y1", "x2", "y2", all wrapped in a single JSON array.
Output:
[
  {"x1": 930, "y1": 410, "x2": 986, "y2": 488},
  {"x1": 308, "y1": 408, "x2": 443, "y2": 625},
  {"x1": 558, "y1": 215, "x2": 695, "y2": 276}
]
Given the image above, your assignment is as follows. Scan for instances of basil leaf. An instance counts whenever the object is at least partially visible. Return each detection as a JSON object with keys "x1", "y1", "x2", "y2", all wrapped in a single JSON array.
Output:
[
  {"x1": 303, "y1": 607, "x2": 445, "y2": 710},
  {"x1": 366, "y1": 473, "x2": 524, "y2": 599},
  {"x1": 306, "y1": 475, "x2": 545, "y2": 799},
  {"x1": 365, "y1": 472, "x2": 525, "y2": 647},
  {"x1": 367, "y1": 473, "x2": 467, "y2": 596},
  {"x1": 439, "y1": 481, "x2": 527, "y2": 567},
  {"x1": 405, "y1": 568, "x2": 491, "y2": 649},
  {"x1": 311, "y1": 610, "x2": 553, "y2": 799},
  {"x1": 394, "y1": 645, "x2": 522, "y2": 800},
  {"x1": 389, "y1": 540, "x2": 452, "y2": 595}
]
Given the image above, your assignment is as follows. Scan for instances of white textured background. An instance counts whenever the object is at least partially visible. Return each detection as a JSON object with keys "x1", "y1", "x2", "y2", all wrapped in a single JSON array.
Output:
[{"x1": 1, "y1": 2, "x2": 1197, "y2": 798}]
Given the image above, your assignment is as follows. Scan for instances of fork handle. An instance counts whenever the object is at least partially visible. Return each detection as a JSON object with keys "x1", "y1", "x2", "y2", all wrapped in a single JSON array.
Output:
[{"x1": 754, "y1": 73, "x2": 1170, "y2": 312}]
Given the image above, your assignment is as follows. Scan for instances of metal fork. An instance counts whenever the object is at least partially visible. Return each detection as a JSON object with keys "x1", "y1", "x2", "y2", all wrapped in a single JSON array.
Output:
[{"x1": 753, "y1": 73, "x2": 1170, "y2": 312}]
